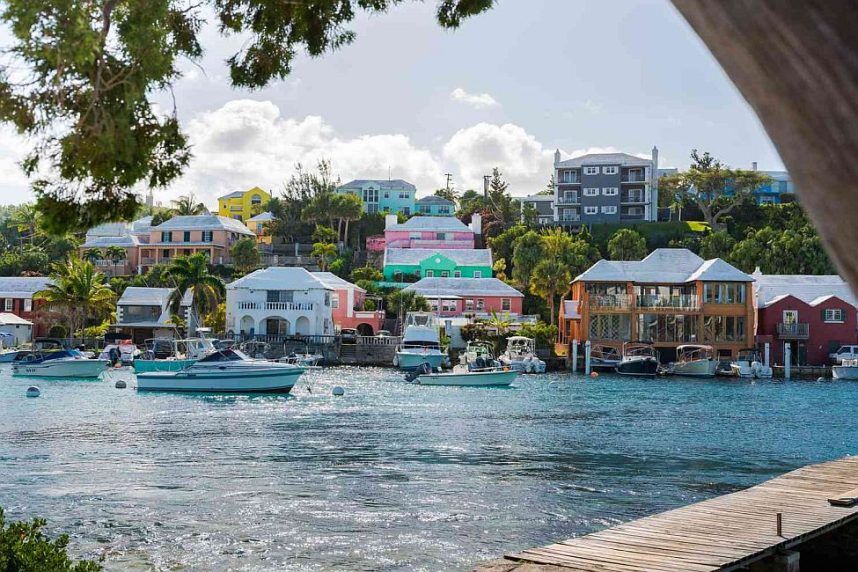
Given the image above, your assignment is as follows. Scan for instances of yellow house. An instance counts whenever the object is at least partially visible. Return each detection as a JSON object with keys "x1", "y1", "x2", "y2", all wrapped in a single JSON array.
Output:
[{"x1": 217, "y1": 186, "x2": 270, "y2": 222}]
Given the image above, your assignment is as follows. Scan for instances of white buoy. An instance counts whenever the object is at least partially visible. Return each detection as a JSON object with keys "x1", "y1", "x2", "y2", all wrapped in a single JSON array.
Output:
[
  {"x1": 26, "y1": 386, "x2": 40, "y2": 398},
  {"x1": 332, "y1": 386, "x2": 345, "y2": 396},
  {"x1": 115, "y1": 379, "x2": 127, "y2": 389}
]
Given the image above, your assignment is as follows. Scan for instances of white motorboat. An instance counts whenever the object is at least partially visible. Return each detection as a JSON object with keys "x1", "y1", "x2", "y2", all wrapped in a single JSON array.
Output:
[
  {"x1": 731, "y1": 349, "x2": 772, "y2": 379},
  {"x1": 668, "y1": 345, "x2": 717, "y2": 377},
  {"x1": 499, "y1": 336, "x2": 546, "y2": 373},
  {"x1": 136, "y1": 348, "x2": 305, "y2": 393},
  {"x1": 616, "y1": 342, "x2": 660, "y2": 377},
  {"x1": 0, "y1": 349, "x2": 27, "y2": 363},
  {"x1": 406, "y1": 341, "x2": 517, "y2": 387},
  {"x1": 393, "y1": 312, "x2": 446, "y2": 370},
  {"x1": 589, "y1": 344, "x2": 622, "y2": 371},
  {"x1": 133, "y1": 337, "x2": 216, "y2": 373},
  {"x1": 833, "y1": 358, "x2": 858, "y2": 380},
  {"x1": 12, "y1": 339, "x2": 109, "y2": 378},
  {"x1": 98, "y1": 338, "x2": 141, "y2": 366}
]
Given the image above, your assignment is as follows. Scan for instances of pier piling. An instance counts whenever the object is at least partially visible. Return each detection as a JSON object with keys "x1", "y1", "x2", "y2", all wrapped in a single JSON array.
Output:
[{"x1": 584, "y1": 340, "x2": 591, "y2": 375}]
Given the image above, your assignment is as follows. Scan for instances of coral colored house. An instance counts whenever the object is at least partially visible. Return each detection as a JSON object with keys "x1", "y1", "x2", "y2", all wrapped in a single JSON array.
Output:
[
  {"x1": 753, "y1": 272, "x2": 858, "y2": 365},
  {"x1": 312, "y1": 272, "x2": 386, "y2": 335},
  {"x1": 383, "y1": 215, "x2": 479, "y2": 250},
  {"x1": 402, "y1": 277, "x2": 523, "y2": 317}
]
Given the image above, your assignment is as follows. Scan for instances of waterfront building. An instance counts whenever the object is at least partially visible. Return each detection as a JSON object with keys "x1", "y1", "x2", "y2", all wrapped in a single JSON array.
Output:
[
  {"x1": 383, "y1": 248, "x2": 492, "y2": 282},
  {"x1": 383, "y1": 214, "x2": 480, "y2": 250},
  {"x1": 312, "y1": 272, "x2": 385, "y2": 335},
  {"x1": 246, "y1": 211, "x2": 275, "y2": 244},
  {"x1": 0, "y1": 313, "x2": 33, "y2": 346},
  {"x1": 80, "y1": 216, "x2": 153, "y2": 276},
  {"x1": 753, "y1": 271, "x2": 857, "y2": 365},
  {"x1": 140, "y1": 215, "x2": 255, "y2": 272},
  {"x1": 336, "y1": 179, "x2": 417, "y2": 215},
  {"x1": 557, "y1": 248, "x2": 755, "y2": 361},
  {"x1": 110, "y1": 287, "x2": 195, "y2": 344},
  {"x1": 402, "y1": 277, "x2": 524, "y2": 317},
  {"x1": 553, "y1": 147, "x2": 659, "y2": 226},
  {"x1": 217, "y1": 186, "x2": 270, "y2": 222},
  {"x1": 415, "y1": 195, "x2": 455, "y2": 216},
  {"x1": 519, "y1": 194, "x2": 555, "y2": 225},
  {"x1": 0, "y1": 277, "x2": 54, "y2": 338},
  {"x1": 226, "y1": 267, "x2": 334, "y2": 337}
]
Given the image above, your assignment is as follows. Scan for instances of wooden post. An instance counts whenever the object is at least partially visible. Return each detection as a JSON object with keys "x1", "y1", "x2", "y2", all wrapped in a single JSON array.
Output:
[
  {"x1": 776, "y1": 512, "x2": 783, "y2": 536},
  {"x1": 571, "y1": 339, "x2": 578, "y2": 373},
  {"x1": 785, "y1": 344, "x2": 792, "y2": 379},
  {"x1": 764, "y1": 342, "x2": 771, "y2": 367},
  {"x1": 584, "y1": 340, "x2": 591, "y2": 375}
]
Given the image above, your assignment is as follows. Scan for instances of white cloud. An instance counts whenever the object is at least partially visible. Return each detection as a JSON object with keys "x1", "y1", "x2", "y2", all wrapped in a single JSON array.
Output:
[
  {"x1": 450, "y1": 87, "x2": 500, "y2": 109},
  {"x1": 0, "y1": 127, "x2": 33, "y2": 204}
]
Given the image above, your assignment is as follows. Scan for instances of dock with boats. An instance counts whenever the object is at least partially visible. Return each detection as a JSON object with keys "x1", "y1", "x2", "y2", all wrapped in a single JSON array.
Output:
[{"x1": 478, "y1": 456, "x2": 858, "y2": 571}]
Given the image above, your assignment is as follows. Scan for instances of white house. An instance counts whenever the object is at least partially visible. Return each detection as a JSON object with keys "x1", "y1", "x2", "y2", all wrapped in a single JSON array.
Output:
[
  {"x1": 0, "y1": 312, "x2": 33, "y2": 346},
  {"x1": 226, "y1": 267, "x2": 334, "y2": 337},
  {"x1": 111, "y1": 287, "x2": 194, "y2": 344}
]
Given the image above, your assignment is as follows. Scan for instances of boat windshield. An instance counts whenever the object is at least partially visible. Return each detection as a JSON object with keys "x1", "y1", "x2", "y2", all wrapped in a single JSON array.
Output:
[
  {"x1": 197, "y1": 348, "x2": 250, "y2": 362},
  {"x1": 677, "y1": 345, "x2": 713, "y2": 361},
  {"x1": 404, "y1": 312, "x2": 439, "y2": 328}
]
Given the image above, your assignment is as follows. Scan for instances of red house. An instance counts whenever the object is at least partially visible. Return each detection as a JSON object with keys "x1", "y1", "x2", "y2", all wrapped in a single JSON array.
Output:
[
  {"x1": 0, "y1": 277, "x2": 54, "y2": 338},
  {"x1": 754, "y1": 272, "x2": 857, "y2": 365}
]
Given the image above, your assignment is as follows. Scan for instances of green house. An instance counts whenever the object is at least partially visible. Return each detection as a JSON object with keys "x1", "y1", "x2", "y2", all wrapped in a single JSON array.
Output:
[{"x1": 383, "y1": 248, "x2": 493, "y2": 282}]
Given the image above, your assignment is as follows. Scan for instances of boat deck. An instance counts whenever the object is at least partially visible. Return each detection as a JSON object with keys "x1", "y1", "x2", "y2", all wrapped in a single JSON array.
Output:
[{"x1": 480, "y1": 456, "x2": 858, "y2": 571}]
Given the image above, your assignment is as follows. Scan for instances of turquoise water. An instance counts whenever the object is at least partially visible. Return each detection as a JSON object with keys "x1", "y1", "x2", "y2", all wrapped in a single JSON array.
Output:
[{"x1": 1, "y1": 367, "x2": 856, "y2": 571}]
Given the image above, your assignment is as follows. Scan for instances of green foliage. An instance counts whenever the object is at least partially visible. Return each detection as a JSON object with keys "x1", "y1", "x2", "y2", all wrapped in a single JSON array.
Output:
[
  {"x1": 35, "y1": 256, "x2": 116, "y2": 336},
  {"x1": 164, "y1": 253, "x2": 226, "y2": 322},
  {"x1": 0, "y1": 506, "x2": 101, "y2": 571},
  {"x1": 311, "y1": 242, "x2": 338, "y2": 272},
  {"x1": 230, "y1": 237, "x2": 261, "y2": 274},
  {"x1": 607, "y1": 228, "x2": 647, "y2": 261},
  {"x1": 351, "y1": 265, "x2": 382, "y2": 283},
  {"x1": 488, "y1": 224, "x2": 527, "y2": 269},
  {"x1": 203, "y1": 302, "x2": 226, "y2": 333},
  {"x1": 0, "y1": 247, "x2": 51, "y2": 276},
  {"x1": 699, "y1": 230, "x2": 736, "y2": 260},
  {"x1": 171, "y1": 194, "x2": 208, "y2": 216},
  {"x1": 530, "y1": 259, "x2": 571, "y2": 326},
  {"x1": 385, "y1": 289, "x2": 429, "y2": 317},
  {"x1": 312, "y1": 224, "x2": 337, "y2": 244},
  {"x1": 588, "y1": 221, "x2": 709, "y2": 252},
  {"x1": 433, "y1": 187, "x2": 459, "y2": 205},
  {"x1": 511, "y1": 231, "x2": 543, "y2": 285},
  {"x1": 730, "y1": 226, "x2": 834, "y2": 274},
  {"x1": 517, "y1": 322, "x2": 558, "y2": 350}
]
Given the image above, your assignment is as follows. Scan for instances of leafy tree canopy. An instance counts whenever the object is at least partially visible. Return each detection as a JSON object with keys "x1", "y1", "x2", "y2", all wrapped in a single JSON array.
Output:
[{"x1": 607, "y1": 228, "x2": 647, "y2": 261}]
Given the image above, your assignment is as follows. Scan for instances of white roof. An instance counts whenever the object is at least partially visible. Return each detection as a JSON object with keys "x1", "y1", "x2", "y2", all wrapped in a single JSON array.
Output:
[
  {"x1": 753, "y1": 272, "x2": 857, "y2": 308},
  {"x1": 131, "y1": 216, "x2": 153, "y2": 233},
  {"x1": 247, "y1": 211, "x2": 275, "y2": 222},
  {"x1": 0, "y1": 277, "x2": 54, "y2": 297},
  {"x1": 153, "y1": 215, "x2": 254, "y2": 235},
  {"x1": 383, "y1": 248, "x2": 492, "y2": 266},
  {"x1": 403, "y1": 277, "x2": 523, "y2": 298},
  {"x1": 118, "y1": 287, "x2": 192, "y2": 306},
  {"x1": 576, "y1": 249, "x2": 753, "y2": 284},
  {"x1": 0, "y1": 312, "x2": 32, "y2": 325},
  {"x1": 520, "y1": 194, "x2": 555, "y2": 202},
  {"x1": 86, "y1": 221, "x2": 132, "y2": 238},
  {"x1": 557, "y1": 152, "x2": 651, "y2": 168},
  {"x1": 229, "y1": 267, "x2": 333, "y2": 290},
  {"x1": 312, "y1": 272, "x2": 364, "y2": 293},
  {"x1": 82, "y1": 234, "x2": 141, "y2": 248},
  {"x1": 386, "y1": 216, "x2": 471, "y2": 232}
]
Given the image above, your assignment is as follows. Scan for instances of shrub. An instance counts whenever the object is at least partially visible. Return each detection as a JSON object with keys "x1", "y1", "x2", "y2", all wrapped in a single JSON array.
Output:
[{"x1": 0, "y1": 506, "x2": 102, "y2": 571}]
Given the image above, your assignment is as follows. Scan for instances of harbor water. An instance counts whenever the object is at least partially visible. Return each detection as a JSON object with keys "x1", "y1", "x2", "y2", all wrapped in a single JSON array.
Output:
[{"x1": 1, "y1": 367, "x2": 856, "y2": 570}]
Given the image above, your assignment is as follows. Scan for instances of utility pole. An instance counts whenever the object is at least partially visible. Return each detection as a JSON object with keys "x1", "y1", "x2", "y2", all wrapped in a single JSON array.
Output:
[
  {"x1": 445, "y1": 173, "x2": 453, "y2": 192},
  {"x1": 483, "y1": 175, "x2": 491, "y2": 201}
]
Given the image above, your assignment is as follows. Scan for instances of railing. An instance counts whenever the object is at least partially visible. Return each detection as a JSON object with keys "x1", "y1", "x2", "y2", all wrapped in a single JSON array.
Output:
[
  {"x1": 556, "y1": 196, "x2": 580, "y2": 205},
  {"x1": 621, "y1": 174, "x2": 647, "y2": 183},
  {"x1": 354, "y1": 310, "x2": 385, "y2": 319},
  {"x1": 357, "y1": 335, "x2": 401, "y2": 346},
  {"x1": 621, "y1": 194, "x2": 645, "y2": 203},
  {"x1": 588, "y1": 294, "x2": 632, "y2": 309},
  {"x1": 636, "y1": 294, "x2": 700, "y2": 310},
  {"x1": 237, "y1": 301, "x2": 316, "y2": 311},
  {"x1": 559, "y1": 216, "x2": 581, "y2": 222},
  {"x1": 140, "y1": 257, "x2": 156, "y2": 265},
  {"x1": 777, "y1": 322, "x2": 810, "y2": 339}
]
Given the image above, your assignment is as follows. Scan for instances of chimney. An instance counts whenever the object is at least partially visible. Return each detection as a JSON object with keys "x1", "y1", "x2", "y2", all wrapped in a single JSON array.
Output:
[
  {"x1": 554, "y1": 149, "x2": 561, "y2": 166},
  {"x1": 470, "y1": 213, "x2": 482, "y2": 236},
  {"x1": 752, "y1": 161, "x2": 758, "y2": 171},
  {"x1": 385, "y1": 214, "x2": 398, "y2": 230}
]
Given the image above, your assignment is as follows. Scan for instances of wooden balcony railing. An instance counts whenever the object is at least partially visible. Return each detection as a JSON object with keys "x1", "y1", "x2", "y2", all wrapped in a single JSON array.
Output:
[{"x1": 777, "y1": 322, "x2": 810, "y2": 339}]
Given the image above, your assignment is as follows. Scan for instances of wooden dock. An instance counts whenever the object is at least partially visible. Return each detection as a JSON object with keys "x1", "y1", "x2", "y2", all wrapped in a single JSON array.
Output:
[{"x1": 480, "y1": 456, "x2": 858, "y2": 571}]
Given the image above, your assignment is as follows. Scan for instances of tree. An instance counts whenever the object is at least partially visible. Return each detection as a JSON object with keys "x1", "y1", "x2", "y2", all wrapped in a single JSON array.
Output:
[
  {"x1": 659, "y1": 150, "x2": 772, "y2": 230},
  {"x1": 0, "y1": 506, "x2": 102, "y2": 571},
  {"x1": 171, "y1": 194, "x2": 208, "y2": 216},
  {"x1": 334, "y1": 192, "x2": 364, "y2": 245},
  {"x1": 458, "y1": 190, "x2": 483, "y2": 215},
  {"x1": 35, "y1": 257, "x2": 116, "y2": 337},
  {"x1": 230, "y1": 238, "x2": 261, "y2": 274},
  {"x1": 730, "y1": 225, "x2": 834, "y2": 275},
  {"x1": 699, "y1": 230, "x2": 736, "y2": 260},
  {"x1": 83, "y1": 249, "x2": 104, "y2": 264},
  {"x1": 434, "y1": 187, "x2": 459, "y2": 206},
  {"x1": 105, "y1": 245, "x2": 126, "y2": 267},
  {"x1": 484, "y1": 168, "x2": 517, "y2": 234},
  {"x1": 385, "y1": 289, "x2": 430, "y2": 318},
  {"x1": 311, "y1": 242, "x2": 337, "y2": 272},
  {"x1": 530, "y1": 259, "x2": 571, "y2": 326},
  {"x1": 165, "y1": 253, "x2": 226, "y2": 333},
  {"x1": 520, "y1": 202, "x2": 539, "y2": 227},
  {"x1": 312, "y1": 224, "x2": 338, "y2": 244},
  {"x1": 511, "y1": 231, "x2": 544, "y2": 285},
  {"x1": 608, "y1": 228, "x2": 647, "y2": 261},
  {"x1": 9, "y1": 204, "x2": 41, "y2": 245},
  {"x1": 203, "y1": 302, "x2": 226, "y2": 333}
]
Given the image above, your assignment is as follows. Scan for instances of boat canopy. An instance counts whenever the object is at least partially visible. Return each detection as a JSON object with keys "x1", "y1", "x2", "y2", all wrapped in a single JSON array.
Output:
[{"x1": 197, "y1": 348, "x2": 250, "y2": 362}]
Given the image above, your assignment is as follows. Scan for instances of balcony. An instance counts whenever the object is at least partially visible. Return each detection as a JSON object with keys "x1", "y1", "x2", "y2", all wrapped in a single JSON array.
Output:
[
  {"x1": 636, "y1": 295, "x2": 701, "y2": 310},
  {"x1": 588, "y1": 294, "x2": 632, "y2": 310},
  {"x1": 237, "y1": 301, "x2": 316, "y2": 311},
  {"x1": 556, "y1": 196, "x2": 580, "y2": 205},
  {"x1": 621, "y1": 194, "x2": 646, "y2": 204},
  {"x1": 621, "y1": 174, "x2": 648, "y2": 183},
  {"x1": 777, "y1": 322, "x2": 810, "y2": 339}
]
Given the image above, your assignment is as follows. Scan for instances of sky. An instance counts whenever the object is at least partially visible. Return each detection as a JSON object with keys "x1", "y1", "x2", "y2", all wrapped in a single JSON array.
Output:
[{"x1": 0, "y1": 0, "x2": 783, "y2": 207}]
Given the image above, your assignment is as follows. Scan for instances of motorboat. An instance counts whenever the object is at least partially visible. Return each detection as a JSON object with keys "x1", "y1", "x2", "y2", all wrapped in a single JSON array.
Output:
[
  {"x1": 406, "y1": 341, "x2": 517, "y2": 387},
  {"x1": 667, "y1": 345, "x2": 717, "y2": 377},
  {"x1": 499, "y1": 336, "x2": 546, "y2": 373},
  {"x1": 616, "y1": 342, "x2": 660, "y2": 377},
  {"x1": 832, "y1": 358, "x2": 858, "y2": 380},
  {"x1": 731, "y1": 349, "x2": 772, "y2": 379},
  {"x1": 589, "y1": 344, "x2": 622, "y2": 371},
  {"x1": 133, "y1": 337, "x2": 216, "y2": 373},
  {"x1": 98, "y1": 338, "x2": 140, "y2": 366},
  {"x1": 12, "y1": 339, "x2": 109, "y2": 378},
  {"x1": 0, "y1": 349, "x2": 28, "y2": 363},
  {"x1": 393, "y1": 312, "x2": 446, "y2": 370},
  {"x1": 136, "y1": 348, "x2": 305, "y2": 393},
  {"x1": 277, "y1": 341, "x2": 324, "y2": 368}
]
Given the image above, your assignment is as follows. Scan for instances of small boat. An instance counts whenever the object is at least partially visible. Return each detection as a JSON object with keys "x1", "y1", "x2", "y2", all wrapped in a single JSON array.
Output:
[
  {"x1": 136, "y1": 348, "x2": 305, "y2": 393},
  {"x1": 406, "y1": 341, "x2": 517, "y2": 387},
  {"x1": 499, "y1": 336, "x2": 546, "y2": 373},
  {"x1": 12, "y1": 339, "x2": 109, "y2": 378},
  {"x1": 0, "y1": 349, "x2": 28, "y2": 363},
  {"x1": 731, "y1": 349, "x2": 772, "y2": 379},
  {"x1": 616, "y1": 342, "x2": 660, "y2": 377},
  {"x1": 668, "y1": 344, "x2": 717, "y2": 377},
  {"x1": 393, "y1": 312, "x2": 447, "y2": 370},
  {"x1": 98, "y1": 338, "x2": 140, "y2": 366},
  {"x1": 832, "y1": 358, "x2": 858, "y2": 380},
  {"x1": 590, "y1": 344, "x2": 622, "y2": 371},
  {"x1": 133, "y1": 337, "x2": 216, "y2": 373}
]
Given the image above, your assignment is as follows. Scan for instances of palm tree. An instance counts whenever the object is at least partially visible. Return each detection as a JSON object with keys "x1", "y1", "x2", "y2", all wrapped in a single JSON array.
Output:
[
  {"x1": 83, "y1": 248, "x2": 104, "y2": 264},
  {"x1": 165, "y1": 253, "x2": 226, "y2": 334},
  {"x1": 530, "y1": 259, "x2": 572, "y2": 326},
  {"x1": 105, "y1": 245, "x2": 126, "y2": 268},
  {"x1": 171, "y1": 193, "x2": 208, "y2": 216},
  {"x1": 311, "y1": 242, "x2": 337, "y2": 271},
  {"x1": 11, "y1": 204, "x2": 41, "y2": 245},
  {"x1": 337, "y1": 192, "x2": 364, "y2": 246},
  {"x1": 35, "y1": 257, "x2": 116, "y2": 337}
]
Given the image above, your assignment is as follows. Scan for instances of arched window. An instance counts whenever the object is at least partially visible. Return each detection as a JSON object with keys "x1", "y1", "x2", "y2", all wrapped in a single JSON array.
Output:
[{"x1": 251, "y1": 194, "x2": 262, "y2": 205}]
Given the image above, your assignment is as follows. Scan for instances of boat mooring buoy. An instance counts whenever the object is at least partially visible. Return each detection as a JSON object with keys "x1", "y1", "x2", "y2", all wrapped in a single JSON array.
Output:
[
  {"x1": 332, "y1": 386, "x2": 345, "y2": 396},
  {"x1": 590, "y1": 371, "x2": 599, "y2": 378},
  {"x1": 26, "y1": 386, "x2": 40, "y2": 398},
  {"x1": 115, "y1": 379, "x2": 127, "y2": 389}
]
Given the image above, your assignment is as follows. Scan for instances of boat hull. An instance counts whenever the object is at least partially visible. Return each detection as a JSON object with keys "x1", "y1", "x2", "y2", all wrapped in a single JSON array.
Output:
[
  {"x1": 12, "y1": 359, "x2": 110, "y2": 378},
  {"x1": 590, "y1": 358, "x2": 620, "y2": 371},
  {"x1": 671, "y1": 359, "x2": 717, "y2": 377},
  {"x1": 501, "y1": 357, "x2": 547, "y2": 374},
  {"x1": 136, "y1": 366, "x2": 303, "y2": 393},
  {"x1": 832, "y1": 365, "x2": 858, "y2": 380},
  {"x1": 395, "y1": 350, "x2": 445, "y2": 370},
  {"x1": 415, "y1": 369, "x2": 518, "y2": 387},
  {"x1": 133, "y1": 358, "x2": 197, "y2": 373},
  {"x1": 616, "y1": 357, "x2": 659, "y2": 377}
]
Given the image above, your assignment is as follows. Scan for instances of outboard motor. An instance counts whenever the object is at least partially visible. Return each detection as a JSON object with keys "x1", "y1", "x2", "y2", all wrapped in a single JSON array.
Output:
[{"x1": 108, "y1": 346, "x2": 121, "y2": 366}]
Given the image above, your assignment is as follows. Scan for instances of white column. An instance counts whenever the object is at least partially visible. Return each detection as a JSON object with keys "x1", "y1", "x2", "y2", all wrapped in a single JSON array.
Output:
[
  {"x1": 784, "y1": 343, "x2": 791, "y2": 379},
  {"x1": 764, "y1": 342, "x2": 770, "y2": 367},
  {"x1": 571, "y1": 339, "x2": 578, "y2": 373},
  {"x1": 584, "y1": 340, "x2": 591, "y2": 375}
]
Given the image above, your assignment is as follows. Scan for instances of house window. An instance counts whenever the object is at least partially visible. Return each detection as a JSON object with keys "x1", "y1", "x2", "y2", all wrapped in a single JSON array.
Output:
[
  {"x1": 703, "y1": 283, "x2": 747, "y2": 304},
  {"x1": 824, "y1": 308, "x2": 845, "y2": 323},
  {"x1": 454, "y1": 271, "x2": 461, "y2": 278},
  {"x1": 183, "y1": 231, "x2": 191, "y2": 242},
  {"x1": 441, "y1": 271, "x2": 449, "y2": 277},
  {"x1": 410, "y1": 232, "x2": 421, "y2": 239},
  {"x1": 602, "y1": 166, "x2": 618, "y2": 175},
  {"x1": 564, "y1": 191, "x2": 578, "y2": 202},
  {"x1": 324, "y1": 292, "x2": 331, "y2": 306},
  {"x1": 465, "y1": 299, "x2": 474, "y2": 311},
  {"x1": 601, "y1": 206, "x2": 617, "y2": 214},
  {"x1": 501, "y1": 298, "x2": 511, "y2": 311},
  {"x1": 583, "y1": 188, "x2": 599, "y2": 196},
  {"x1": 426, "y1": 270, "x2": 434, "y2": 277},
  {"x1": 4, "y1": 299, "x2": 11, "y2": 312},
  {"x1": 251, "y1": 194, "x2": 262, "y2": 205},
  {"x1": 473, "y1": 271, "x2": 482, "y2": 278},
  {"x1": 476, "y1": 299, "x2": 485, "y2": 311},
  {"x1": 162, "y1": 249, "x2": 171, "y2": 258},
  {"x1": 602, "y1": 187, "x2": 618, "y2": 196},
  {"x1": 442, "y1": 299, "x2": 456, "y2": 312},
  {"x1": 24, "y1": 299, "x2": 32, "y2": 312},
  {"x1": 161, "y1": 231, "x2": 172, "y2": 242},
  {"x1": 584, "y1": 206, "x2": 598, "y2": 215},
  {"x1": 384, "y1": 192, "x2": 389, "y2": 199},
  {"x1": 584, "y1": 166, "x2": 599, "y2": 175},
  {"x1": 403, "y1": 207, "x2": 410, "y2": 215},
  {"x1": 436, "y1": 233, "x2": 447, "y2": 240},
  {"x1": 267, "y1": 290, "x2": 294, "y2": 303},
  {"x1": 331, "y1": 294, "x2": 339, "y2": 309},
  {"x1": 558, "y1": 169, "x2": 578, "y2": 183}
]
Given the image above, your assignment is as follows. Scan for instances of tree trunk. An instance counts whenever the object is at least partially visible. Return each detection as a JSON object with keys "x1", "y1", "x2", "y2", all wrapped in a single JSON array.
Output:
[
  {"x1": 549, "y1": 295, "x2": 556, "y2": 326},
  {"x1": 672, "y1": 1, "x2": 858, "y2": 292}
]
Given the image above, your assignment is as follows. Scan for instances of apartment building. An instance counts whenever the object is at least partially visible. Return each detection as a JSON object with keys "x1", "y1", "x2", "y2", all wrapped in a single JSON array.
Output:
[
  {"x1": 218, "y1": 186, "x2": 270, "y2": 222},
  {"x1": 519, "y1": 194, "x2": 555, "y2": 225},
  {"x1": 336, "y1": 179, "x2": 417, "y2": 215},
  {"x1": 553, "y1": 148, "x2": 659, "y2": 225}
]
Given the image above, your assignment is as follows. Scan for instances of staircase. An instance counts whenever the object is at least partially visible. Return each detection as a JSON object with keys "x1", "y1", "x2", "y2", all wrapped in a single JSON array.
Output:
[{"x1": 383, "y1": 318, "x2": 402, "y2": 336}]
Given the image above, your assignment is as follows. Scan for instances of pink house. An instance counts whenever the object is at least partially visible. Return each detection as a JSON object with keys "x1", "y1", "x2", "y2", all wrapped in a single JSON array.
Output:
[
  {"x1": 141, "y1": 215, "x2": 255, "y2": 272},
  {"x1": 367, "y1": 235, "x2": 387, "y2": 252},
  {"x1": 402, "y1": 277, "x2": 524, "y2": 317},
  {"x1": 313, "y1": 272, "x2": 386, "y2": 335},
  {"x1": 383, "y1": 214, "x2": 480, "y2": 250}
]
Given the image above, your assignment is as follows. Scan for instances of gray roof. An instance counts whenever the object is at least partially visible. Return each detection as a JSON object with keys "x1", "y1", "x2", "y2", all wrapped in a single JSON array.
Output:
[
  {"x1": 312, "y1": 272, "x2": 364, "y2": 292},
  {"x1": 416, "y1": 195, "x2": 454, "y2": 206},
  {"x1": 218, "y1": 190, "x2": 245, "y2": 200},
  {"x1": 86, "y1": 221, "x2": 132, "y2": 238},
  {"x1": 387, "y1": 216, "x2": 471, "y2": 232},
  {"x1": 338, "y1": 179, "x2": 416, "y2": 192},
  {"x1": 403, "y1": 277, "x2": 523, "y2": 298},
  {"x1": 0, "y1": 312, "x2": 32, "y2": 325},
  {"x1": 753, "y1": 272, "x2": 857, "y2": 308},
  {"x1": 118, "y1": 287, "x2": 192, "y2": 306},
  {"x1": 0, "y1": 277, "x2": 54, "y2": 297},
  {"x1": 384, "y1": 248, "x2": 492, "y2": 266},
  {"x1": 131, "y1": 216, "x2": 153, "y2": 232},
  {"x1": 247, "y1": 211, "x2": 275, "y2": 222},
  {"x1": 82, "y1": 235, "x2": 141, "y2": 248},
  {"x1": 228, "y1": 267, "x2": 333, "y2": 291},
  {"x1": 152, "y1": 215, "x2": 254, "y2": 235},
  {"x1": 520, "y1": 194, "x2": 555, "y2": 202},
  {"x1": 557, "y1": 152, "x2": 651, "y2": 168},
  {"x1": 575, "y1": 249, "x2": 753, "y2": 284}
]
